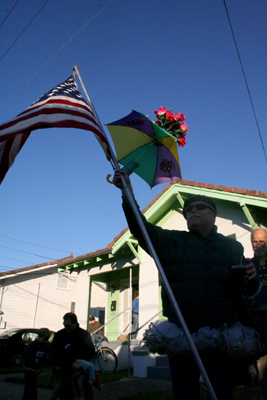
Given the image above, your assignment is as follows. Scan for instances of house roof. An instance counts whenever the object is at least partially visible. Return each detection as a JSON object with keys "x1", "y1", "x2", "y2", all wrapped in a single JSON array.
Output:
[
  {"x1": 143, "y1": 179, "x2": 267, "y2": 210},
  {"x1": 0, "y1": 253, "x2": 74, "y2": 280},
  {"x1": 2, "y1": 180, "x2": 266, "y2": 276}
]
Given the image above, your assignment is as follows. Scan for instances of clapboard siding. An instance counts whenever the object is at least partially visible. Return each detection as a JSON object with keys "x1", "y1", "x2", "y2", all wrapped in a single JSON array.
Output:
[{"x1": 0, "y1": 267, "x2": 77, "y2": 332}]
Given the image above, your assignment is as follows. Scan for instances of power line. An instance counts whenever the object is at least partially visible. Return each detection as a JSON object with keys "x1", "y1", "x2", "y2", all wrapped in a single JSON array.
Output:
[
  {"x1": 0, "y1": 233, "x2": 72, "y2": 254},
  {"x1": 0, "y1": 234, "x2": 77, "y2": 271},
  {"x1": 0, "y1": 0, "x2": 50, "y2": 62},
  {"x1": 0, "y1": 236, "x2": 76, "y2": 270},
  {"x1": 0, "y1": 266, "x2": 21, "y2": 272},
  {"x1": 0, "y1": 244, "x2": 58, "y2": 260},
  {"x1": 223, "y1": 0, "x2": 267, "y2": 165},
  {"x1": 0, "y1": 0, "x2": 113, "y2": 109},
  {"x1": 0, "y1": 0, "x2": 21, "y2": 28},
  {"x1": 0, "y1": 255, "x2": 33, "y2": 264}
]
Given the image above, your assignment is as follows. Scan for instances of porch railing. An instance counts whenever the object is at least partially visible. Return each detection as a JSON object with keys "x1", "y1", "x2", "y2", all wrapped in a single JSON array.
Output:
[{"x1": 89, "y1": 307, "x2": 131, "y2": 336}]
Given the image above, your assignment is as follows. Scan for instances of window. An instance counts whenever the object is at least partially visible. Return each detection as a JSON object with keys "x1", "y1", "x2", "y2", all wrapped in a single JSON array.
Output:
[{"x1": 22, "y1": 331, "x2": 38, "y2": 343}]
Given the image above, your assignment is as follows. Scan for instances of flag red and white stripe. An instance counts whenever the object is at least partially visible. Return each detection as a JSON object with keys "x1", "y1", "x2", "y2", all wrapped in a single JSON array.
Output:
[{"x1": 0, "y1": 75, "x2": 111, "y2": 184}]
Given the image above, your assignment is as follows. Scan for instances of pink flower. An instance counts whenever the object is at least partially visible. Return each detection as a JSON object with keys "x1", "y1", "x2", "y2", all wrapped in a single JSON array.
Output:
[
  {"x1": 154, "y1": 106, "x2": 167, "y2": 116},
  {"x1": 166, "y1": 110, "x2": 174, "y2": 122},
  {"x1": 180, "y1": 123, "x2": 188, "y2": 133},
  {"x1": 173, "y1": 113, "x2": 180, "y2": 121},
  {"x1": 178, "y1": 137, "x2": 186, "y2": 147},
  {"x1": 173, "y1": 113, "x2": 185, "y2": 122}
]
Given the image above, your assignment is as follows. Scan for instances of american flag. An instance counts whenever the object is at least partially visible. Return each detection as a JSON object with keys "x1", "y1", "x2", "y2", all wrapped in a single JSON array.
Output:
[{"x1": 0, "y1": 76, "x2": 111, "y2": 184}]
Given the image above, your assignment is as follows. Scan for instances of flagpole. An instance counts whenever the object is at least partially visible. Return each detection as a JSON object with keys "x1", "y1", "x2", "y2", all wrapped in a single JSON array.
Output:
[
  {"x1": 73, "y1": 66, "x2": 115, "y2": 168},
  {"x1": 73, "y1": 65, "x2": 217, "y2": 400}
]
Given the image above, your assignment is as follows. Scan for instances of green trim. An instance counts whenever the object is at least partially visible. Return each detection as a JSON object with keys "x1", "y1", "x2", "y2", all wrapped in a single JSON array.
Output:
[
  {"x1": 176, "y1": 191, "x2": 184, "y2": 207},
  {"x1": 126, "y1": 240, "x2": 142, "y2": 263},
  {"x1": 141, "y1": 185, "x2": 266, "y2": 228},
  {"x1": 157, "y1": 209, "x2": 179, "y2": 227},
  {"x1": 239, "y1": 203, "x2": 259, "y2": 229},
  {"x1": 111, "y1": 230, "x2": 133, "y2": 255}
]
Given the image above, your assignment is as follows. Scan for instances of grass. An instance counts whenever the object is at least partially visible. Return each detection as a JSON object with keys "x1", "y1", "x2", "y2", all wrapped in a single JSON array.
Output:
[
  {"x1": 0, "y1": 367, "x2": 262, "y2": 399},
  {"x1": 1, "y1": 366, "x2": 132, "y2": 389}
]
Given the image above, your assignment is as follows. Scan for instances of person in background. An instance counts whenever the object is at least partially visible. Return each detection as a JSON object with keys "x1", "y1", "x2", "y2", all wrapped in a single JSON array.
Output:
[
  {"x1": 51, "y1": 312, "x2": 95, "y2": 400},
  {"x1": 112, "y1": 169, "x2": 261, "y2": 400},
  {"x1": 22, "y1": 328, "x2": 51, "y2": 400},
  {"x1": 88, "y1": 315, "x2": 104, "y2": 344},
  {"x1": 131, "y1": 290, "x2": 139, "y2": 339},
  {"x1": 249, "y1": 228, "x2": 267, "y2": 399}
]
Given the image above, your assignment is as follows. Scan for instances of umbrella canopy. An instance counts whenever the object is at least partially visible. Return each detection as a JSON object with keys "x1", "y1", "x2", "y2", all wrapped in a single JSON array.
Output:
[{"x1": 106, "y1": 110, "x2": 182, "y2": 188}]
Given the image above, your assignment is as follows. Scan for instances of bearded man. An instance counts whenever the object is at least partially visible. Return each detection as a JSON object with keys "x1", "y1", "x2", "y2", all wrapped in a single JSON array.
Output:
[{"x1": 250, "y1": 228, "x2": 267, "y2": 399}]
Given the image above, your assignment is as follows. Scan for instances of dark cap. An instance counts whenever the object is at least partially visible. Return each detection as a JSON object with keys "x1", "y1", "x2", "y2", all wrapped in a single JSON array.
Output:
[
  {"x1": 183, "y1": 195, "x2": 217, "y2": 218},
  {"x1": 90, "y1": 315, "x2": 95, "y2": 321}
]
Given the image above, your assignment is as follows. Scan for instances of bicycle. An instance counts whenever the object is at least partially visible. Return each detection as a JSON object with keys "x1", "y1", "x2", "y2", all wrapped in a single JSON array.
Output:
[{"x1": 93, "y1": 336, "x2": 118, "y2": 373}]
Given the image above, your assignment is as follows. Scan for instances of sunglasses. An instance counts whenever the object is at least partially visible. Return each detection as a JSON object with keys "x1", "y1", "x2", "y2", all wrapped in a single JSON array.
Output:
[{"x1": 184, "y1": 204, "x2": 215, "y2": 214}]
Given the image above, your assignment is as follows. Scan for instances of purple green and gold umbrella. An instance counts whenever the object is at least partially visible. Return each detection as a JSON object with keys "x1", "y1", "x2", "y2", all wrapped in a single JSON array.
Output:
[{"x1": 106, "y1": 110, "x2": 182, "y2": 188}]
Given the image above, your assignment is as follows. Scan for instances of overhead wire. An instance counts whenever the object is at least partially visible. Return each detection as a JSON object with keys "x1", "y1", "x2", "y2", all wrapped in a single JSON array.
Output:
[
  {"x1": 0, "y1": 234, "x2": 76, "y2": 271},
  {"x1": 0, "y1": 0, "x2": 113, "y2": 109},
  {"x1": 0, "y1": 0, "x2": 21, "y2": 28},
  {"x1": 0, "y1": 0, "x2": 50, "y2": 62},
  {"x1": 0, "y1": 233, "x2": 72, "y2": 254},
  {"x1": 223, "y1": 0, "x2": 267, "y2": 165},
  {"x1": 0, "y1": 244, "x2": 61, "y2": 260},
  {"x1": 0, "y1": 255, "x2": 34, "y2": 264}
]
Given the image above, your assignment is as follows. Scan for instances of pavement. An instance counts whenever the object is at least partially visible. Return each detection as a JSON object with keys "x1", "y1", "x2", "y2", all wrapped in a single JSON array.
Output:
[{"x1": 0, "y1": 372, "x2": 173, "y2": 400}]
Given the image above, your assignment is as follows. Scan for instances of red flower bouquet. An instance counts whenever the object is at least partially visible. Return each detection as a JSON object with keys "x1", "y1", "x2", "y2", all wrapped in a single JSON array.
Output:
[{"x1": 154, "y1": 106, "x2": 188, "y2": 147}]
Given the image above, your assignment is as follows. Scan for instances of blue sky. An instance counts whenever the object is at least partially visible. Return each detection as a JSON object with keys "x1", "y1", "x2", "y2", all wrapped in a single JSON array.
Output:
[{"x1": 0, "y1": 0, "x2": 266, "y2": 272}]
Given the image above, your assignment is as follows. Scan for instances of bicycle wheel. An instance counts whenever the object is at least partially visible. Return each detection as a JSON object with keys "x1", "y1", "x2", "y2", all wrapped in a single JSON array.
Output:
[{"x1": 97, "y1": 347, "x2": 118, "y2": 373}]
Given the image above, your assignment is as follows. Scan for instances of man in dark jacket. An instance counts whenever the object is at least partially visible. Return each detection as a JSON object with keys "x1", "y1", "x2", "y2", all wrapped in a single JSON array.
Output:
[
  {"x1": 113, "y1": 170, "x2": 260, "y2": 400},
  {"x1": 250, "y1": 228, "x2": 267, "y2": 399},
  {"x1": 51, "y1": 312, "x2": 95, "y2": 400}
]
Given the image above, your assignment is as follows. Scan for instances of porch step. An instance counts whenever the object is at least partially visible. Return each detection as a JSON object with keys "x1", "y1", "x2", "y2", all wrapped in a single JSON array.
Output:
[{"x1": 147, "y1": 356, "x2": 171, "y2": 380}]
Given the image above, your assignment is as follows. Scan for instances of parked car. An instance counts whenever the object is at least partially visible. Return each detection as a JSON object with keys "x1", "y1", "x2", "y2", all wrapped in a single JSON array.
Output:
[{"x1": 0, "y1": 328, "x2": 54, "y2": 367}]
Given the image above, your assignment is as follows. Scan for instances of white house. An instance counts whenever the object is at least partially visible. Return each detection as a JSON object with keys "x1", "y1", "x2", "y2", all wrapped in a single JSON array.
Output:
[
  {"x1": 0, "y1": 258, "x2": 106, "y2": 332},
  {"x1": 56, "y1": 179, "x2": 267, "y2": 342}
]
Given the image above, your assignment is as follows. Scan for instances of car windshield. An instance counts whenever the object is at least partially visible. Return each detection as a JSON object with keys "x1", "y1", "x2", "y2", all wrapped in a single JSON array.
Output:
[{"x1": 0, "y1": 328, "x2": 20, "y2": 338}]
